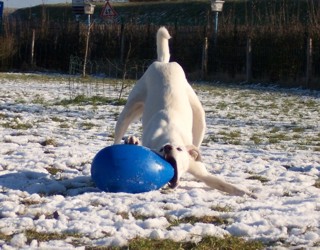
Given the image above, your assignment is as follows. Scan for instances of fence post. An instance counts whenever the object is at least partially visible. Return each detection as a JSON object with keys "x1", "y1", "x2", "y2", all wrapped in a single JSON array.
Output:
[
  {"x1": 201, "y1": 11, "x2": 210, "y2": 80},
  {"x1": 201, "y1": 36, "x2": 208, "y2": 79},
  {"x1": 246, "y1": 36, "x2": 252, "y2": 82},
  {"x1": 120, "y1": 22, "x2": 125, "y2": 64},
  {"x1": 30, "y1": 29, "x2": 36, "y2": 66},
  {"x1": 306, "y1": 36, "x2": 312, "y2": 87}
]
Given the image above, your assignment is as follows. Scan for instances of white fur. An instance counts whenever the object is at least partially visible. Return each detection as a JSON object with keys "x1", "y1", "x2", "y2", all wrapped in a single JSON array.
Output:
[{"x1": 114, "y1": 27, "x2": 254, "y2": 197}]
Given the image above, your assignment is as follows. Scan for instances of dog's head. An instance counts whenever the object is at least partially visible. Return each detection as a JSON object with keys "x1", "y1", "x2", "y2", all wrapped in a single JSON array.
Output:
[{"x1": 158, "y1": 144, "x2": 202, "y2": 188}]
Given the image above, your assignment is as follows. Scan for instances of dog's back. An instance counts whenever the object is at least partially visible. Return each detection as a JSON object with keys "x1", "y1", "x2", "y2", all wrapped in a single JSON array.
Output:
[
  {"x1": 141, "y1": 27, "x2": 198, "y2": 147},
  {"x1": 142, "y1": 62, "x2": 193, "y2": 143}
]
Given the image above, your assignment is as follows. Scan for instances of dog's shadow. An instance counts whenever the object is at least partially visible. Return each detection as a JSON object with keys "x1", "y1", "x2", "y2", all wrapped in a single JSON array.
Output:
[{"x1": 0, "y1": 170, "x2": 99, "y2": 197}]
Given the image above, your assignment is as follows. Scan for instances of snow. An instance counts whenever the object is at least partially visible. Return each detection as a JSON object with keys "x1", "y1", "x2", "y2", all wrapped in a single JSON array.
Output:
[{"x1": 0, "y1": 74, "x2": 319, "y2": 249}]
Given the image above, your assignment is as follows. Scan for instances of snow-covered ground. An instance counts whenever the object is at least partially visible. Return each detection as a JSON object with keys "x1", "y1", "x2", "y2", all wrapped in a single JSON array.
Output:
[{"x1": 0, "y1": 74, "x2": 319, "y2": 249}]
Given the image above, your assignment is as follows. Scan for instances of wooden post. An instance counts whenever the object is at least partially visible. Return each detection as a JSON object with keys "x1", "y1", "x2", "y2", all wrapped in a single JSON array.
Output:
[
  {"x1": 120, "y1": 22, "x2": 125, "y2": 64},
  {"x1": 201, "y1": 36, "x2": 208, "y2": 79},
  {"x1": 30, "y1": 29, "x2": 35, "y2": 66},
  {"x1": 246, "y1": 36, "x2": 252, "y2": 82},
  {"x1": 306, "y1": 36, "x2": 312, "y2": 87},
  {"x1": 201, "y1": 11, "x2": 210, "y2": 80},
  {"x1": 83, "y1": 14, "x2": 91, "y2": 77}
]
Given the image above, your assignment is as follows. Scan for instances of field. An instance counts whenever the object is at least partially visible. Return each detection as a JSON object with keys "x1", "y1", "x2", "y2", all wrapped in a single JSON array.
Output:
[{"x1": 0, "y1": 73, "x2": 319, "y2": 249}]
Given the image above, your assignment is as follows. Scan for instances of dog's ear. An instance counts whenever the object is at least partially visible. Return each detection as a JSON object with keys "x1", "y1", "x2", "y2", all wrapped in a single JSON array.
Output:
[{"x1": 186, "y1": 145, "x2": 202, "y2": 162}]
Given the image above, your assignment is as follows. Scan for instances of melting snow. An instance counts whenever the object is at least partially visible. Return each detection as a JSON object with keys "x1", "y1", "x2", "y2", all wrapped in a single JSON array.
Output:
[{"x1": 0, "y1": 74, "x2": 319, "y2": 249}]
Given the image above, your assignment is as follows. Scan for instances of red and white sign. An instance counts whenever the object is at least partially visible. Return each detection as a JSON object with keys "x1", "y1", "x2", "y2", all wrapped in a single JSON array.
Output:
[{"x1": 100, "y1": 0, "x2": 118, "y2": 18}]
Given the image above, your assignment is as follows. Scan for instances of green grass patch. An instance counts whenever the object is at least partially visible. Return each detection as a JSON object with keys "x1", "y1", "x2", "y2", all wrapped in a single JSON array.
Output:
[
  {"x1": 50, "y1": 117, "x2": 65, "y2": 123},
  {"x1": 97, "y1": 235, "x2": 265, "y2": 250},
  {"x1": 59, "y1": 122, "x2": 72, "y2": 129},
  {"x1": 79, "y1": 122, "x2": 97, "y2": 130},
  {"x1": 117, "y1": 212, "x2": 130, "y2": 220},
  {"x1": 45, "y1": 166, "x2": 63, "y2": 176},
  {"x1": 246, "y1": 175, "x2": 270, "y2": 183},
  {"x1": 250, "y1": 134, "x2": 263, "y2": 145},
  {"x1": 21, "y1": 199, "x2": 42, "y2": 206},
  {"x1": 2, "y1": 120, "x2": 33, "y2": 130},
  {"x1": 40, "y1": 138, "x2": 58, "y2": 147},
  {"x1": 267, "y1": 131, "x2": 289, "y2": 144},
  {"x1": 0, "y1": 229, "x2": 83, "y2": 246},
  {"x1": 56, "y1": 95, "x2": 126, "y2": 106},
  {"x1": 292, "y1": 127, "x2": 305, "y2": 133},
  {"x1": 0, "y1": 232, "x2": 12, "y2": 242},
  {"x1": 207, "y1": 130, "x2": 243, "y2": 145},
  {"x1": 132, "y1": 212, "x2": 153, "y2": 221},
  {"x1": 0, "y1": 73, "x2": 69, "y2": 83},
  {"x1": 211, "y1": 205, "x2": 234, "y2": 213},
  {"x1": 167, "y1": 215, "x2": 230, "y2": 230},
  {"x1": 303, "y1": 99, "x2": 318, "y2": 108},
  {"x1": 216, "y1": 101, "x2": 228, "y2": 110},
  {"x1": 24, "y1": 229, "x2": 82, "y2": 244},
  {"x1": 32, "y1": 95, "x2": 46, "y2": 104},
  {"x1": 0, "y1": 113, "x2": 7, "y2": 119}
]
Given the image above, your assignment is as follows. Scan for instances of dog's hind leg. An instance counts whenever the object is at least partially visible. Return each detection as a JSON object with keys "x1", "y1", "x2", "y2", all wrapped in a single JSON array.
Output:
[
  {"x1": 186, "y1": 83, "x2": 206, "y2": 148},
  {"x1": 188, "y1": 161, "x2": 254, "y2": 197}
]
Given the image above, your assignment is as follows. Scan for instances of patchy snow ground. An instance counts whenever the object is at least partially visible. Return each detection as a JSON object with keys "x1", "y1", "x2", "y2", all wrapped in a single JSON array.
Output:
[{"x1": 0, "y1": 74, "x2": 319, "y2": 249}]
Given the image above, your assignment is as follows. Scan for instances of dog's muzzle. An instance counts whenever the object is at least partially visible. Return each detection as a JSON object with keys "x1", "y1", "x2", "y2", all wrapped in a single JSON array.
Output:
[{"x1": 162, "y1": 145, "x2": 178, "y2": 188}]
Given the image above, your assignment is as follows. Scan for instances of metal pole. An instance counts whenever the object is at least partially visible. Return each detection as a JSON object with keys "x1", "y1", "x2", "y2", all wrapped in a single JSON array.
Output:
[
  {"x1": 214, "y1": 11, "x2": 219, "y2": 45},
  {"x1": 83, "y1": 14, "x2": 91, "y2": 77}
]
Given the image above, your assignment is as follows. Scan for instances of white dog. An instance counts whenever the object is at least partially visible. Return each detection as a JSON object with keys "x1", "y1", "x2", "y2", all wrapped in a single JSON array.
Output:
[{"x1": 114, "y1": 27, "x2": 253, "y2": 197}]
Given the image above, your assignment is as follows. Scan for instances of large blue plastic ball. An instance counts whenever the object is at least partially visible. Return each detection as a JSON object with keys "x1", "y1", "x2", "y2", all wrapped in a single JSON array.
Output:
[{"x1": 91, "y1": 145, "x2": 174, "y2": 193}]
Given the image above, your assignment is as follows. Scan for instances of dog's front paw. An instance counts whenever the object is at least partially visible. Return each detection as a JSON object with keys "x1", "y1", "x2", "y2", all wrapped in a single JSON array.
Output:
[{"x1": 124, "y1": 136, "x2": 140, "y2": 145}]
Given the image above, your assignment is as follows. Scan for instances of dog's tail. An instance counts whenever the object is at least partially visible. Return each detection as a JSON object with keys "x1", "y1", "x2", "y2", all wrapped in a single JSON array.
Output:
[{"x1": 156, "y1": 27, "x2": 171, "y2": 63}]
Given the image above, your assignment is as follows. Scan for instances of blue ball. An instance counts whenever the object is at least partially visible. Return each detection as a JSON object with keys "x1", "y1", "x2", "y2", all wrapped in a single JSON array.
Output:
[{"x1": 91, "y1": 145, "x2": 174, "y2": 193}]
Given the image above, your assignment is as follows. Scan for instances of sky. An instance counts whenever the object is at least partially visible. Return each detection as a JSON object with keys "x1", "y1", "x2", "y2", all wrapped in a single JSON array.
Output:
[{"x1": 3, "y1": 0, "x2": 72, "y2": 9}]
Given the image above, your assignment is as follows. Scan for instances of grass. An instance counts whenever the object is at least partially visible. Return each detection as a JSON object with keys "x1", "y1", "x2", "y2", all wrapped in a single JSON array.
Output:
[
  {"x1": 56, "y1": 95, "x2": 126, "y2": 106},
  {"x1": 0, "y1": 73, "x2": 70, "y2": 84},
  {"x1": 79, "y1": 122, "x2": 97, "y2": 130},
  {"x1": 85, "y1": 235, "x2": 264, "y2": 250},
  {"x1": 50, "y1": 117, "x2": 65, "y2": 123},
  {"x1": 45, "y1": 166, "x2": 63, "y2": 176},
  {"x1": 40, "y1": 138, "x2": 58, "y2": 147},
  {"x1": 246, "y1": 175, "x2": 270, "y2": 183},
  {"x1": 2, "y1": 120, "x2": 33, "y2": 130},
  {"x1": 208, "y1": 130, "x2": 242, "y2": 145},
  {"x1": 250, "y1": 134, "x2": 263, "y2": 145},
  {"x1": 24, "y1": 229, "x2": 82, "y2": 244},
  {"x1": 122, "y1": 235, "x2": 264, "y2": 250},
  {"x1": 0, "y1": 75, "x2": 319, "y2": 249},
  {"x1": 32, "y1": 95, "x2": 46, "y2": 104},
  {"x1": 20, "y1": 199, "x2": 42, "y2": 206},
  {"x1": 314, "y1": 178, "x2": 320, "y2": 189},
  {"x1": 0, "y1": 233, "x2": 12, "y2": 242},
  {"x1": 211, "y1": 205, "x2": 234, "y2": 213},
  {"x1": 167, "y1": 215, "x2": 230, "y2": 229},
  {"x1": 0, "y1": 231, "x2": 265, "y2": 250},
  {"x1": 0, "y1": 230, "x2": 83, "y2": 247},
  {"x1": 268, "y1": 133, "x2": 288, "y2": 144}
]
